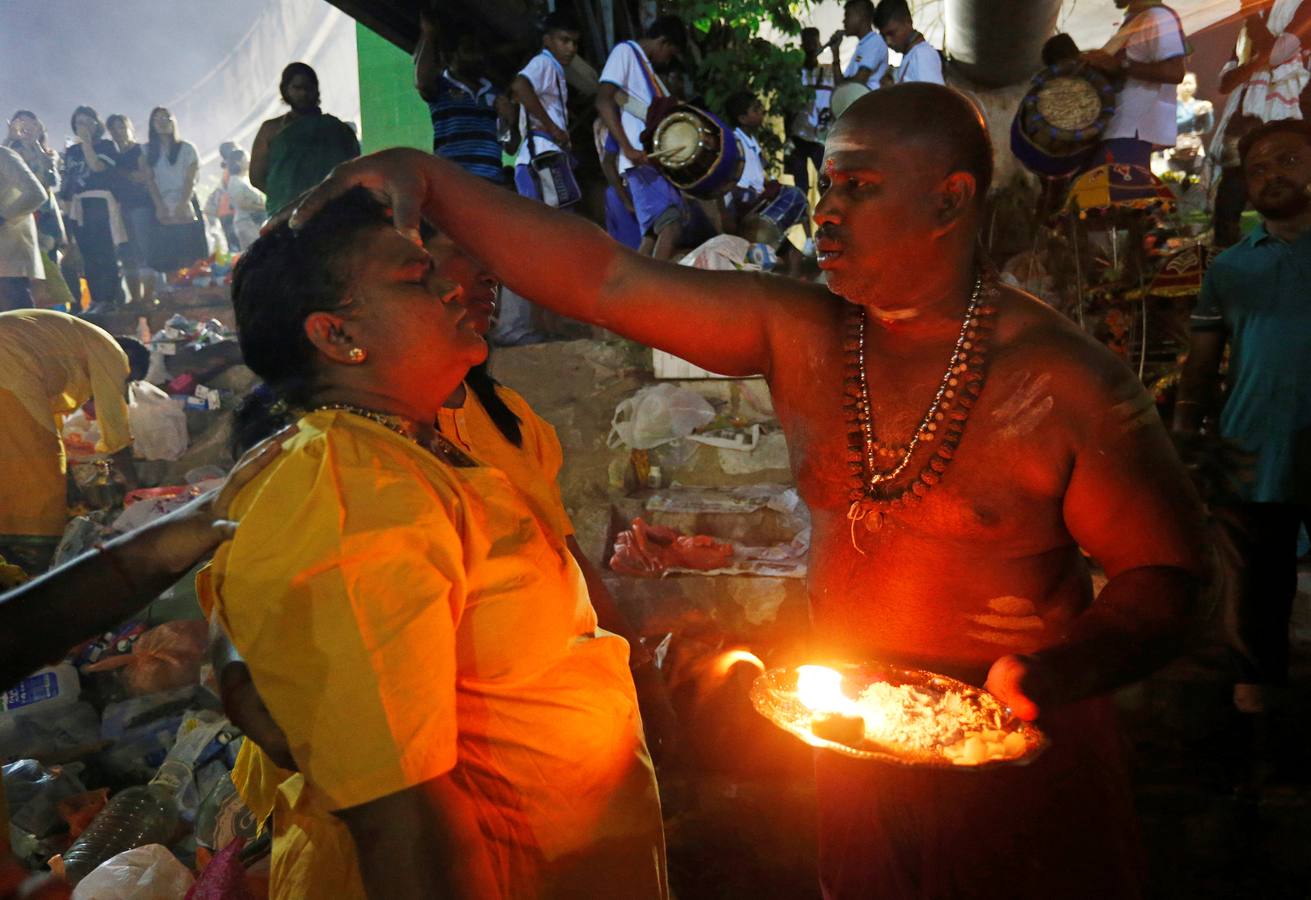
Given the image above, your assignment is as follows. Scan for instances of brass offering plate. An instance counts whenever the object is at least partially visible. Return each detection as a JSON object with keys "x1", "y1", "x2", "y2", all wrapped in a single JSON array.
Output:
[{"x1": 750, "y1": 663, "x2": 1049, "y2": 769}]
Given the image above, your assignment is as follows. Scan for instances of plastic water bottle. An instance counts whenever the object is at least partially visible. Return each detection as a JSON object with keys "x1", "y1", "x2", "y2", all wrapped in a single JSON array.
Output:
[
  {"x1": 61, "y1": 780, "x2": 179, "y2": 884},
  {"x1": 0, "y1": 664, "x2": 80, "y2": 715}
]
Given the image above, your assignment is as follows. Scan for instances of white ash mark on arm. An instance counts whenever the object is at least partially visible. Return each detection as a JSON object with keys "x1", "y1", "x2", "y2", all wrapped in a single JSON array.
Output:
[{"x1": 990, "y1": 371, "x2": 1055, "y2": 439}]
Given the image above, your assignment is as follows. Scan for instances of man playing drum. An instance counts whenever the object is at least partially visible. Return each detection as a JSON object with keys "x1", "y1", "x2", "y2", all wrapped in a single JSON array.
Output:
[
  {"x1": 293, "y1": 83, "x2": 1208, "y2": 899},
  {"x1": 597, "y1": 16, "x2": 688, "y2": 261},
  {"x1": 1081, "y1": 0, "x2": 1190, "y2": 170}
]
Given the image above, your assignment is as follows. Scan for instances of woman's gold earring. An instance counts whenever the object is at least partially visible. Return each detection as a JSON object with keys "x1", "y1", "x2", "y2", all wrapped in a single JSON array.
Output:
[{"x1": 348, "y1": 347, "x2": 367, "y2": 363}]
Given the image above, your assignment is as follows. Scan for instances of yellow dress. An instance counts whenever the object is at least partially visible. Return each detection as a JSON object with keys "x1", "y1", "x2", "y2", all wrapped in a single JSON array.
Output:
[
  {"x1": 203, "y1": 410, "x2": 666, "y2": 899},
  {"x1": 0, "y1": 310, "x2": 131, "y2": 539}
]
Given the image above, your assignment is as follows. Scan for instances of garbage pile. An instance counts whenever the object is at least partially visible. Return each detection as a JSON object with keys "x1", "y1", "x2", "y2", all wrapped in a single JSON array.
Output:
[{"x1": 2, "y1": 566, "x2": 268, "y2": 896}]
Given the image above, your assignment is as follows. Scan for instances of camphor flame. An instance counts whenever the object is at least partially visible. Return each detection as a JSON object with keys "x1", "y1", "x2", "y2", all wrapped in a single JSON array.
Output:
[{"x1": 796, "y1": 665, "x2": 859, "y2": 715}]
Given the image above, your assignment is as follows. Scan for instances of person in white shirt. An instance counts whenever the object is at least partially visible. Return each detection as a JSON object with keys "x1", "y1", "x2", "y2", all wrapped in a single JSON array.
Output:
[
  {"x1": 204, "y1": 149, "x2": 266, "y2": 252},
  {"x1": 876, "y1": 0, "x2": 945, "y2": 86},
  {"x1": 829, "y1": 0, "x2": 889, "y2": 90},
  {"x1": 1081, "y1": 0, "x2": 1190, "y2": 169},
  {"x1": 597, "y1": 15, "x2": 688, "y2": 260},
  {"x1": 723, "y1": 91, "x2": 809, "y2": 276},
  {"x1": 787, "y1": 27, "x2": 835, "y2": 197},
  {"x1": 512, "y1": 10, "x2": 581, "y2": 203},
  {"x1": 0, "y1": 146, "x2": 46, "y2": 311}
]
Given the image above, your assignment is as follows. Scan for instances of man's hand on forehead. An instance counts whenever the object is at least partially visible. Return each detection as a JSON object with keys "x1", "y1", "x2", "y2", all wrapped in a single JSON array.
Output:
[{"x1": 278, "y1": 148, "x2": 430, "y2": 245}]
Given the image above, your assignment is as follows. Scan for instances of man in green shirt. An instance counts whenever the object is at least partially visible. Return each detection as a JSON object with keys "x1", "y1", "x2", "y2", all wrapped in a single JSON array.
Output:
[{"x1": 1177, "y1": 119, "x2": 1311, "y2": 728}]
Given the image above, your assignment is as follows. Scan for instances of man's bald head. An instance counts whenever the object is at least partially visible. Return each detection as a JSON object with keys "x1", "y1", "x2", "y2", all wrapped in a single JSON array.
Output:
[{"x1": 831, "y1": 83, "x2": 992, "y2": 207}]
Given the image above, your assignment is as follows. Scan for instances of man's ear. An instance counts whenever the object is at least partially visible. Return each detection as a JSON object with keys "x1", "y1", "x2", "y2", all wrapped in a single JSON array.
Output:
[
  {"x1": 303, "y1": 311, "x2": 356, "y2": 365},
  {"x1": 934, "y1": 171, "x2": 977, "y2": 233}
]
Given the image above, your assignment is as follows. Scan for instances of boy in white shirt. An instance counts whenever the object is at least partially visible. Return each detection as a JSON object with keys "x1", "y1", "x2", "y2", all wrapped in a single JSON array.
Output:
[
  {"x1": 829, "y1": 0, "x2": 889, "y2": 90},
  {"x1": 723, "y1": 91, "x2": 809, "y2": 276},
  {"x1": 512, "y1": 11, "x2": 581, "y2": 204},
  {"x1": 876, "y1": 0, "x2": 945, "y2": 86},
  {"x1": 596, "y1": 15, "x2": 688, "y2": 260}
]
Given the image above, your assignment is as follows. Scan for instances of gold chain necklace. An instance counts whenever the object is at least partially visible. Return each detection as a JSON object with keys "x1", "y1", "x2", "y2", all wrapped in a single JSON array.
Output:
[
  {"x1": 310, "y1": 403, "x2": 479, "y2": 468},
  {"x1": 843, "y1": 271, "x2": 998, "y2": 537}
]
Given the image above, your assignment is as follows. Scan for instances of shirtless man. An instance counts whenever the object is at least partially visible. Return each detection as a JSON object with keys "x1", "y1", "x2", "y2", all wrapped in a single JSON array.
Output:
[{"x1": 290, "y1": 83, "x2": 1207, "y2": 898}]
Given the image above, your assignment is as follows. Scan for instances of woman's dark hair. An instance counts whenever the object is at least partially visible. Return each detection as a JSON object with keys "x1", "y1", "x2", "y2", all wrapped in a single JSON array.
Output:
[
  {"x1": 467, "y1": 359, "x2": 522, "y2": 448},
  {"x1": 146, "y1": 107, "x2": 183, "y2": 166},
  {"x1": 69, "y1": 106, "x2": 103, "y2": 140},
  {"x1": 230, "y1": 186, "x2": 390, "y2": 452},
  {"x1": 279, "y1": 62, "x2": 321, "y2": 108}
]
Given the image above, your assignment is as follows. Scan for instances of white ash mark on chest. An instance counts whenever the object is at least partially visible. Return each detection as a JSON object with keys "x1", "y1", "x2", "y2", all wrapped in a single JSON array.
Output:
[
  {"x1": 965, "y1": 595, "x2": 1047, "y2": 648},
  {"x1": 990, "y1": 371, "x2": 1054, "y2": 440}
]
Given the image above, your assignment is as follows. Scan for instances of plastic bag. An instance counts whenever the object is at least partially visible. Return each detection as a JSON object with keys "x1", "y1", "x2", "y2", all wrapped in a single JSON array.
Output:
[
  {"x1": 607, "y1": 384, "x2": 716, "y2": 450},
  {"x1": 85, "y1": 621, "x2": 209, "y2": 696},
  {"x1": 71, "y1": 844, "x2": 195, "y2": 900},
  {"x1": 128, "y1": 381, "x2": 190, "y2": 461}
]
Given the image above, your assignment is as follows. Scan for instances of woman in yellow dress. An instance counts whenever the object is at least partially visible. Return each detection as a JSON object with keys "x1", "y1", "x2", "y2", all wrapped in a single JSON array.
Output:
[{"x1": 203, "y1": 187, "x2": 667, "y2": 899}]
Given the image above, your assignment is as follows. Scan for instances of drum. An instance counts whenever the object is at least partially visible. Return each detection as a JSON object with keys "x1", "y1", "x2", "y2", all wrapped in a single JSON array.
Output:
[
  {"x1": 830, "y1": 82, "x2": 871, "y2": 121},
  {"x1": 1011, "y1": 60, "x2": 1116, "y2": 178},
  {"x1": 742, "y1": 185, "x2": 809, "y2": 247},
  {"x1": 650, "y1": 107, "x2": 745, "y2": 199}
]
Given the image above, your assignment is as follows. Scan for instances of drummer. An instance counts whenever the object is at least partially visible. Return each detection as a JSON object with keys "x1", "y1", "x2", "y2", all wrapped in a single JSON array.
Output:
[
  {"x1": 829, "y1": 0, "x2": 889, "y2": 91},
  {"x1": 597, "y1": 16, "x2": 689, "y2": 261},
  {"x1": 511, "y1": 10, "x2": 581, "y2": 203},
  {"x1": 1080, "y1": 0, "x2": 1190, "y2": 170},
  {"x1": 723, "y1": 91, "x2": 809, "y2": 276}
]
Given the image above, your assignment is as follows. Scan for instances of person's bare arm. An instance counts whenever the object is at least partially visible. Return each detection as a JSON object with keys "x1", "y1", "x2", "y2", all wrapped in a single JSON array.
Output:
[
  {"x1": 249, "y1": 120, "x2": 278, "y2": 192},
  {"x1": 596, "y1": 83, "x2": 646, "y2": 166},
  {"x1": 987, "y1": 352, "x2": 1208, "y2": 718},
  {"x1": 0, "y1": 432, "x2": 291, "y2": 690},
  {"x1": 292, "y1": 148, "x2": 806, "y2": 377},
  {"x1": 79, "y1": 133, "x2": 109, "y2": 174},
  {"x1": 414, "y1": 13, "x2": 443, "y2": 103},
  {"x1": 1173, "y1": 329, "x2": 1225, "y2": 433},
  {"x1": 1083, "y1": 50, "x2": 1187, "y2": 85},
  {"x1": 512, "y1": 74, "x2": 569, "y2": 148},
  {"x1": 335, "y1": 777, "x2": 497, "y2": 900}
]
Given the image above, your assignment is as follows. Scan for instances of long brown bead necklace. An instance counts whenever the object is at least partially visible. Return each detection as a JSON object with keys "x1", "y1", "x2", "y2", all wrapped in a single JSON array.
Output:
[{"x1": 843, "y1": 270, "x2": 999, "y2": 539}]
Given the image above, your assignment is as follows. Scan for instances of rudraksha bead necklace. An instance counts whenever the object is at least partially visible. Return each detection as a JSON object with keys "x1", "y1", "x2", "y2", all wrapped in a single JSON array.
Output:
[{"x1": 844, "y1": 271, "x2": 998, "y2": 536}]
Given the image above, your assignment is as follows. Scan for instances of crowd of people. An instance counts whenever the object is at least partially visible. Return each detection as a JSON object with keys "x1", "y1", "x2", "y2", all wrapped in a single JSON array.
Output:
[
  {"x1": 0, "y1": 63, "x2": 359, "y2": 317},
  {"x1": 2, "y1": 0, "x2": 1311, "y2": 897}
]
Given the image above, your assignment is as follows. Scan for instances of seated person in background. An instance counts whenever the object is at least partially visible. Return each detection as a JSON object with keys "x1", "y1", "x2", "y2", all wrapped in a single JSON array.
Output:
[
  {"x1": 877, "y1": 0, "x2": 945, "y2": 85},
  {"x1": 722, "y1": 91, "x2": 809, "y2": 277},
  {"x1": 0, "y1": 310, "x2": 146, "y2": 573},
  {"x1": 204, "y1": 188, "x2": 668, "y2": 900}
]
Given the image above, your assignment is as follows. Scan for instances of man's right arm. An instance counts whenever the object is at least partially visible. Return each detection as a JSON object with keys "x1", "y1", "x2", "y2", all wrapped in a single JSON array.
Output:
[
  {"x1": 1173, "y1": 329, "x2": 1225, "y2": 433},
  {"x1": 296, "y1": 148, "x2": 797, "y2": 377},
  {"x1": 596, "y1": 83, "x2": 646, "y2": 166}
]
